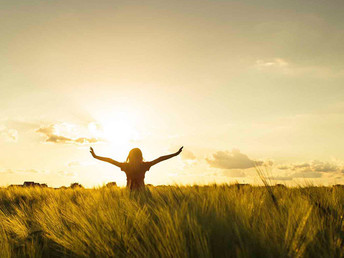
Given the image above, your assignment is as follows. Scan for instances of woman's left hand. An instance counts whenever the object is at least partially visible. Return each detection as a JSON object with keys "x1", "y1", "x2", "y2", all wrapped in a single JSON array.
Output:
[{"x1": 176, "y1": 146, "x2": 184, "y2": 155}]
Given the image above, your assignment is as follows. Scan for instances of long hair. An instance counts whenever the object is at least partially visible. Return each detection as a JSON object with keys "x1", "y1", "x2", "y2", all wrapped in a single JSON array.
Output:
[{"x1": 126, "y1": 148, "x2": 143, "y2": 166}]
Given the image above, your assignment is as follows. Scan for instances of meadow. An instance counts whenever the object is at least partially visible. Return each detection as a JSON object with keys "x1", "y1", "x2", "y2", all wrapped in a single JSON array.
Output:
[{"x1": 0, "y1": 183, "x2": 343, "y2": 257}]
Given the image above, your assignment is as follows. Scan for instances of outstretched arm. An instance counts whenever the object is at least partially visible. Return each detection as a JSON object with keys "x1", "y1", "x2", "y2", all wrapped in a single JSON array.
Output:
[
  {"x1": 90, "y1": 147, "x2": 122, "y2": 167},
  {"x1": 149, "y1": 146, "x2": 183, "y2": 166}
]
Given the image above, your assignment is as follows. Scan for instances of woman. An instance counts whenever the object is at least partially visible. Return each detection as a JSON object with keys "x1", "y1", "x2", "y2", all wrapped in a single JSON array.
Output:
[{"x1": 90, "y1": 146, "x2": 183, "y2": 190}]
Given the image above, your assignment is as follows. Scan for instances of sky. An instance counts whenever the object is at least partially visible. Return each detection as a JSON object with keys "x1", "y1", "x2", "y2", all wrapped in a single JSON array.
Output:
[{"x1": 1, "y1": 0, "x2": 344, "y2": 187}]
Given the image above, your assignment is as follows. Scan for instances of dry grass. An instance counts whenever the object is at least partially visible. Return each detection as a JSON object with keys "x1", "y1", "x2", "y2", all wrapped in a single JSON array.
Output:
[{"x1": 0, "y1": 184, "x2": 343, "y2": 257}]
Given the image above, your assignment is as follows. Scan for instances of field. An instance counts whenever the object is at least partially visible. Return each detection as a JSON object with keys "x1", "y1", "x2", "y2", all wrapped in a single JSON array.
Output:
[{"x1": 0, "y1": 183, "x2": 343, "y2": 258}]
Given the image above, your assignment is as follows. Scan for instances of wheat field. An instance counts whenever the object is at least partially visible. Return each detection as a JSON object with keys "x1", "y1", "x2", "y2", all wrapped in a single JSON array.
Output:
[{"x1": 0, "y1": 184, "x2": 343, "y2": 258}]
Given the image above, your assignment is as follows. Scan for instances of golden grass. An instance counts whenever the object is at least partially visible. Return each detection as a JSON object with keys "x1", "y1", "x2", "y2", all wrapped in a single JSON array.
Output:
[{"x1": 0, "y1": 184, "x2": 343, "y2": 257}]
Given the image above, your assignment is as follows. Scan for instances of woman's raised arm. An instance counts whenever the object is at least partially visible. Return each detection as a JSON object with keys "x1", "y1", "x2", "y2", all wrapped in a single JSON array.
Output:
[
  {"x1": 90, "y1": 147, "x2": 122, "y2": 167},
  {"x1": 149, "y1": 146, "x2": 183, "y2": 166}
]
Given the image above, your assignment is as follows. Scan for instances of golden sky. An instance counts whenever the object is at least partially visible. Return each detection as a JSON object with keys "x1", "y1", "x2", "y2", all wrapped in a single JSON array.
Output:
[{"x1": 1, "y1": 0, "x2": 344, "y2": 187}]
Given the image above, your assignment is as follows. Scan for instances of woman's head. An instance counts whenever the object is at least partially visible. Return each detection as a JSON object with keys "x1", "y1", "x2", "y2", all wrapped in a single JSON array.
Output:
[{"x1": 126, "y1": 148, "x2": 143, "y2": 163}]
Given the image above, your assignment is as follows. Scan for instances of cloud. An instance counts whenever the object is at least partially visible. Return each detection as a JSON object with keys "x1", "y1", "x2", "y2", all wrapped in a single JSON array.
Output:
[
  {"x1": 291, "y1": 171, "x2": 322, "y2": 178},
  {"x1": 67, "y1": 161, "x2": 95, "y2": 167},
  {"x1": 264, "y1": 160, "x2": 274, "y2": 167},
  {"x1": 0, "y1": 168, "x2": 39, "y2": 174},
  {"x1": 292, "y1": 163, "x2": 310, "y2": 169},
  {"x1": 278, "y1": 160, "x2": 342, "y2": 173},
  {"x1": 58, "y1": 171, "x2": 75, "y2": 177},
  {"x1": 168, "y1": 146, "x2": 196, "y2": 162},
  {"x1": 272, "y1": 160, "x2": 344, "y2": 181},
  {"x1": 181, "y1": 150, "x2": 196, "y2": 161},
  {"x1": 223, "y1": 170, "x2": 246, "y2": 178},
  {"x1": 4, "y1": 119, "x2": 39, "y2": 132},
  {"x1": 0, "y1": 125, "x2": 18, "y2": 142},
  {"x1": 271, "y1": 177, "x2": 293, "y2": 181},
  {"x1": 268, "y1": 176, "x2": 292, "y2": 181},
  {"x1": 68, "y1": 161, "x2": 81, "y2": 167},
  {"x1": 311, "y1": 160, "x2": 340, "y2": 172},
  {"x1": 206, "y1": 149, "x2": 263, "y2": 169},
  {"x1": 36, "y1": 124, "x2": 101, "y2": 145},
  {"x1": 277, "y1": 165, "x2": 290, "y2": 170},
  {"x1": 268, "y1": 171, "x2": 322, "y2": 181},
  {"x1": 0, "y1": 169, "x2": 15, "y2": 174},
  {"x1": 255, "y1": 58, "x2": 289, "y2": 69},
  {"x1": 24, "y1": 169, "x2": 39, "y2": 174},
  {"x1": 254, "y1": 58, "x2": 344, "y2": 78}
]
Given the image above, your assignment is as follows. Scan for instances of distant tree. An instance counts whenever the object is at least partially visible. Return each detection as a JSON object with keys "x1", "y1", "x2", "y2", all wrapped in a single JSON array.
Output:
[
  {"x1": 275, "y1": 184, "x2": 287, "y2": 188},
  {"x1": 20, "y1": 182, "x2": 48, "y2": 187},
  {"x1": 8, "y1": 184, "x2": 22, "y2": 188},
  {"x1": 23, "y1": 181, "x2": 35, "y2": 187},
  {"x1": 70, "y1": 183, "x2": 83, "y2": 189},
  {"x1": 106, "y1": 182, "x2": 117, "y2": 187},
  {"x1": 333, "y1": 184, "x2": 344, "y2": 188}
]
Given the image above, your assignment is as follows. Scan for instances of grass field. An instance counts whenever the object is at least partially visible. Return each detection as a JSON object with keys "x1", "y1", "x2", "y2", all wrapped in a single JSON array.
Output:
[{"x1": 0, "y1": 183, "x2": 343, "y2": 257}]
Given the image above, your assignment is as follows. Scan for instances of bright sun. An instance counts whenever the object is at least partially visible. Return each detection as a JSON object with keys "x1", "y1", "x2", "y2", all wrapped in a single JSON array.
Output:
[{"x1": 89, "y1": 111, "x2": 139, "y2": 147}]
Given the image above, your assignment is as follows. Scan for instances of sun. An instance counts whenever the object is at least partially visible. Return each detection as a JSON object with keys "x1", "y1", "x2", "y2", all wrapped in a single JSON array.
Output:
[{"x1": 89, "y1": 111, "x2": 139, "y2": 147}]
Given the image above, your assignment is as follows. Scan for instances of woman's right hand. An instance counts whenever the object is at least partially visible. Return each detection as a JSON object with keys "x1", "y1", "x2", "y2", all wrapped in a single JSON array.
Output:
[{"x1": 90, "y1": 147, "x2": 97, "y2": 158}]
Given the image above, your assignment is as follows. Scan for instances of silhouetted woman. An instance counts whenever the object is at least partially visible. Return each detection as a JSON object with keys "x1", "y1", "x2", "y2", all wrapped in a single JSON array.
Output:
[{"x1": 90, "y1": 146, "x2": 183, "y2": 190}]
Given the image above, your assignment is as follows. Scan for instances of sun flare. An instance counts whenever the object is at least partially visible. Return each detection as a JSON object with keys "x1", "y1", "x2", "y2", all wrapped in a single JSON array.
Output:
[{"x1": 89, "y1": 111, "x2": 139, "y2": 147}]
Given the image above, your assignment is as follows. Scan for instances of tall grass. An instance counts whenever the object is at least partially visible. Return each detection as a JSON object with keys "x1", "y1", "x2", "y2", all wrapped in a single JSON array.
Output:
[{"x1": 0, "y1": 184, "x2": 343, "y2": 257}]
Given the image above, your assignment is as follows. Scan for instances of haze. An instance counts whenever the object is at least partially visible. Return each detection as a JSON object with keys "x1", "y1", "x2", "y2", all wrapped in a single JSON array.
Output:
[{"x1": 1, "y1": 0, "x2": 344, "y2": 187}]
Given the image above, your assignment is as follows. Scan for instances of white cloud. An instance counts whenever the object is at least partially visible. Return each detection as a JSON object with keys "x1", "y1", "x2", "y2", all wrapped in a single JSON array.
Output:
[
  {"x1": 254, "y1": 58, "x2": 344, "y2": 78},
  {"x1": 58, "y1": 171, "x2": 76, "y2": 177},
  {"x1": 0, "y1": 169, "x2": 15, "y2": 174},
  {"x1": 277, "y1": 160, "x2": 343, "y2": 173},
  {"x1": 272, "y1": 160, "x2": 344, "y2": 181},
  {"x1": 0, "y1": 125, "x2": 18, "y2": 142},
  {"x1": 0, "y1": 168, "x2": 40, "y2": 174},
  {"x1": 206, "y1": 149, "x2": 263, "y2": 169},
  {"x1": 68, "y1": 161, "x2": 81, "y2": 167},
  {"x1": 181, "y1": 149, "x2": 196, "y2": 161},
  {"x1": 36, "y1": 123, "x2": 102, "y2": 145},
  {"x1": 67, "y1": 161, "x2": 95, "y2": 167},
  {"x1": 255, "y1": 58, "x2": 289, "y2": 69}
]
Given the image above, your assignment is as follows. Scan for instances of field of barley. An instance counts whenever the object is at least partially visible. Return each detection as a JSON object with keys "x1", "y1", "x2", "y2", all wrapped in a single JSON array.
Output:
[{"x1": 0, "y1": 183, "x2": 343, "y2": 258}]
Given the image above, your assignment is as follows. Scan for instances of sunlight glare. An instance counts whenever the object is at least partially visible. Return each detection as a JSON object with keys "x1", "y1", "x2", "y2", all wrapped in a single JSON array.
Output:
[{"x1": 89, "y1": 111, "x2": 139, "y2": 147}]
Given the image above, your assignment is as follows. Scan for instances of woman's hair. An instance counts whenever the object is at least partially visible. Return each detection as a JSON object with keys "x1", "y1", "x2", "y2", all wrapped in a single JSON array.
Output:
[{"x1": 126, "y1": 148, "x2": 143, "y2": 163}]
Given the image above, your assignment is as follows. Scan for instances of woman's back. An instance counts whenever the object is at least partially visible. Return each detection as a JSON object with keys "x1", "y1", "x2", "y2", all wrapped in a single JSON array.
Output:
[{"x1": 120, "y1": 162, "x2": 152, "y2": 189}]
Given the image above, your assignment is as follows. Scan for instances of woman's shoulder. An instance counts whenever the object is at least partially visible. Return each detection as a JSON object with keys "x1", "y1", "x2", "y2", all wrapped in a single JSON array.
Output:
[
  {"x1": 142, "y1": 161, "x2": 153, "y2": 170},
  {"x1": 120, "y1": 162, "x2": 129, "y2": 171}
]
